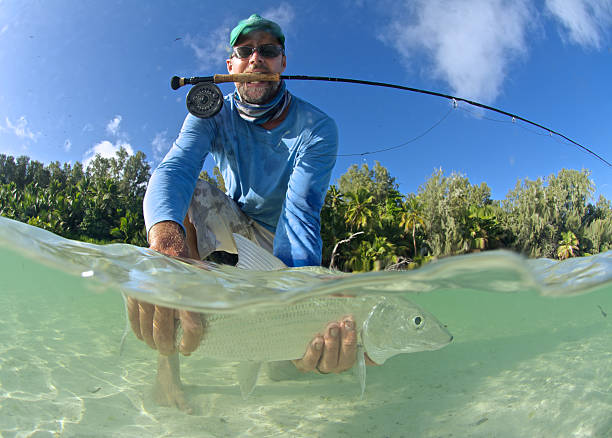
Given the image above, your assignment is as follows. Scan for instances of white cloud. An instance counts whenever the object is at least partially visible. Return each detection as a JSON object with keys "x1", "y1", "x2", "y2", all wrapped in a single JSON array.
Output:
[
  {"x1": 82, "y1": 123, "x2": 94, "y2": 133},
  {"x1": 83, "y1": 140, "x2": 134, "y2": 168},
  {"x1": 380, "y1": 0, "x2": 533, "y2": 103},
  {"x1": 1, "y1": 24, "x2": 8, "y2": 35},
  {"x1": 4, "y1": 116, "x2": 39, "y2": 141},
  {"x1": 64, "y1": 139, "x2": 72, "y2": 152},
  {"x1": 106, "y1": 115, "x2": 122, "y2": 136},
  {"x1": 151, "y1": 130, "x2": 171, "y2": 164},
  {"x1": 262, "y1": 3, "x2": 296, "y2": 31},
  {"x1": 185, "y1": 25, "x2": 231, "y2": 71},
  {"x1": 545, "y1": 0, "x2": 612, "y2": 48}
]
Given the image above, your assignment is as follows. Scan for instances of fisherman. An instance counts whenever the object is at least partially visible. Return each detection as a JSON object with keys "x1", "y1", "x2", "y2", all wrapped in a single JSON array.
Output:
[{"x1": 127, "y1": 14, "x2": 366, "y2": 410}]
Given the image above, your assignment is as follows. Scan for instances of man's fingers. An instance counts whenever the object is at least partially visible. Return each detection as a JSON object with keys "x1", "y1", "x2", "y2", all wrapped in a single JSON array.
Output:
[
  {"x1": 292, "y1": 336, "x2": 324, "y2": 372},
  {"x1": 178, "y1": 310, "x2": 204, "y2": 355},
  {"x1": 336, "y1": 317, "x2": 357, "y2": 372},
  {"x1": 317, "y1": 323, "x2": 341, "y2": 373},
  {"x1": 130, "y1": 299, "x2": 202, "y2": 357},
  {"x1": 139, "y1": 302, "x2": 156, "y2": 349},
  {"x1": 127, "y1": 297, "x2": 143, "y2": 340},
  {"x1": 153, "y1": 306, "x2": 177, "y2": 355}
]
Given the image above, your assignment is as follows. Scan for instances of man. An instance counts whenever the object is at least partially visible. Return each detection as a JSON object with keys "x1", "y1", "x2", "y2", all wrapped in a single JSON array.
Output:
[{"x1": 128, "y1": 14, "x2": 362, "y2": 411}]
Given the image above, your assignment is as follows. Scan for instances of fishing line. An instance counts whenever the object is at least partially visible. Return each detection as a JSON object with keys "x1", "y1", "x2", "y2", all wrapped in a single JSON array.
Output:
[
  {"x1": 459, "y1": 104, "x2": 573, "y2": 149},
  {"x1": 334, "y1": 106, "x2": 453, "y2": 158},
  {"x1": 171, "y1": 73, "x2": 611, "y2": 168}
]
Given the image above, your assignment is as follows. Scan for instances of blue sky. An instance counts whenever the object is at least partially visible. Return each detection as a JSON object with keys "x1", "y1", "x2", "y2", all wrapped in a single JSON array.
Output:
[{"x1": 0, "y1": 0, "x2": 610, "y2": 202}]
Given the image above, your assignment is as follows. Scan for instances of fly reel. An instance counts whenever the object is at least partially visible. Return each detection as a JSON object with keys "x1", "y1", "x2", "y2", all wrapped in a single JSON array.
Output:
[{"x1": 186, "y1": 82, "x2": 224, "y2": 118}]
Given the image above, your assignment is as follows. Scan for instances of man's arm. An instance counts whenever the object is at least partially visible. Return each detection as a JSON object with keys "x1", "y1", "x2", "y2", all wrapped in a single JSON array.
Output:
[
  {"x1": 143, "y1": 114, "x2": 213, "y2": 236},
  {"x1": 130, "y1": 114, "x2": 215, "y2": 356},
  {"x1": 148, "y1": 220, "x2": 189, "y2": 257},
  {"x1": 127, "y1": 220, "x2": 204, "y2": 356},
  {"x1": 273, "y1": 117, "x2": 339, "y2": 267}
]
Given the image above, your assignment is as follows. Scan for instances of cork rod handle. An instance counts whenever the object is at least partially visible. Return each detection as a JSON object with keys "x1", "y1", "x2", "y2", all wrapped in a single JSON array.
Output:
[{"x1": 213, "y1": 73, "x2": 281, "y2": 83}]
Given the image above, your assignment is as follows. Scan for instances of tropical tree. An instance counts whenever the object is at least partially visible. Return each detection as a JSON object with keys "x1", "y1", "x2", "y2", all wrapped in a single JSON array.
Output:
[
  {"x1": 199, "y1": 165, "x2": 227, "y2": 192},
  {"x1": 0, "y1": 150, "x2": 150, "y2": 246},
  {"x1": 338, "y1": 161, "x2": 400, "y2": 204},
  {"x1": 502, "y1": 169, "x2": 595, "y2": 258},
  {"x1": 462, "y1": 204, "x2": 506, "y2": 251},
  {"x1": 418, "y1": 168, "x2": 493, "y2": 257},
  {"x1": 365, "y1": 236, "x2": 396, "y2": 271},
  {"x1": 399, "y1": 195, "x2": 426, "y2": 258},
  {"x1": 344, "y1": 188, "x2": 376, "y2": 232},
  {"x1": 557, "y1": 230, "x2": 579, "y2": 260},
  {"x1": 320, "y1": 184, "x2": 349, "y2": 267}
]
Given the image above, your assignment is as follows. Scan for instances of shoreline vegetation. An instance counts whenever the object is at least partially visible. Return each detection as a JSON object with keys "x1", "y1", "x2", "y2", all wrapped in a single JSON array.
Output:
[{"x1": 1, "y1": 149, "x2": 610, "y2": 272}]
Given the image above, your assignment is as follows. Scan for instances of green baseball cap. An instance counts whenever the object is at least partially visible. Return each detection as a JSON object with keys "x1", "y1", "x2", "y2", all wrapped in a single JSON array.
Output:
[{"x1": 229, "y1": 14, "x2": 285, "y2": 47}]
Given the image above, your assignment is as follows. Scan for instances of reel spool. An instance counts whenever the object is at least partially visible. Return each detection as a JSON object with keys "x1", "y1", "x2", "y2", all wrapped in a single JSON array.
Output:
[{"x1": 186, "y1": 82, "x2": 224, "y2": 118}]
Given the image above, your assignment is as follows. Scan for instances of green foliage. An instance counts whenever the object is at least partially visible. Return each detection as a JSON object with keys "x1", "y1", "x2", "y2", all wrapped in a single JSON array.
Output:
[
  {"x1": 501, "y1": 169, "x2": 596, "y2": 258},
  {"x1": 320, "y1": 165, "x2": 611, "y2": 272},
  {"x1": 0, "y1": 149, "x2": 150, "y2": 246},
  {"x1": 338, "y1": 161, "x2": 401, "y2": 204},
  {"x1": 199, "y1": 165, "x2": 226, "y2": 192},
  {"x1": 322, "y1": 163, "x2": 411, "y2": 271},
  {"x1": 557, "y1": 230, "x2": 579, "y2": 260},
  {"x1": 399, "y1": 195, "x2": 426, "y2": 258},
  {"x1": 3, "y1": 150, "x2": 610, "y2": 271},
  {"x1": 417, "y1": 168, "x2": 494, "y2": 257}
]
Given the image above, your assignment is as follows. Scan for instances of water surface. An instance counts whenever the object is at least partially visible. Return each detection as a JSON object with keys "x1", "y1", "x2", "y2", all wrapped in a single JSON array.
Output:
[{"x1": 1, "y1": 216, "x2": 611, "y2": 437}]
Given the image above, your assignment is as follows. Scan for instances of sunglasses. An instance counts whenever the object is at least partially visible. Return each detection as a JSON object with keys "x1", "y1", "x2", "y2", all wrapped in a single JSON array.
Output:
[{"x1": 232, "y1": 44, "x2": 284, "y2": 59}]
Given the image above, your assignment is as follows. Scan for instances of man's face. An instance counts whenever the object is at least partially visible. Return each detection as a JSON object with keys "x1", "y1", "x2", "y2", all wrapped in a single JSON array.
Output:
[{"x1": 226, "y1": 30, "x2": 287, "y2": 104}]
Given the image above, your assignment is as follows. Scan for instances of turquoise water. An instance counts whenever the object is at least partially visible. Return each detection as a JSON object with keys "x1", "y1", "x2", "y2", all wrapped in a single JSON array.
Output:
[{"x1": 1, "y1": 216, "x2": 611, "y2": 437}]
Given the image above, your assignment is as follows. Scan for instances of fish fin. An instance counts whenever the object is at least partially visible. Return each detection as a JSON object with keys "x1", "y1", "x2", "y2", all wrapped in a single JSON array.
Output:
[
  {"x1": 356, "y1": 344, "x2": 366, "y2": 399},
  {"x1": 233, "y1": 233, "x2": 287, "y2": 271},
  {"x1": 237, "y1": 361, "x2": 263, "y2": 399}
]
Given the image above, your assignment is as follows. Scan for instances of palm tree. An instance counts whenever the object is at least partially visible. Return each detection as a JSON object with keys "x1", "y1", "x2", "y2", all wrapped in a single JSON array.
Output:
[
  {"x1": 557, "y1": 230, "x2": 579, "y2": 260},
  {"x1": 399, "y1": 196, "x2": 426, "y2": 258},
  {"x1": 345, "y1": 240, "x2": 370, "y2": 272},
  {"x1": 365, "y1": 236, "x2": 396, "y2": 271},
  {"x1": 323, "y1": 185, "x2": 346, "y2": 234},
  {"x1": 463, "y1": 205, "x2": 506, "y2": 252},
  {"x1": 344, "y1": 188, "x2": 376, "y2": 232},
  {"x1": 326, "y1": 185, "x2": 344, "y2": 211}
]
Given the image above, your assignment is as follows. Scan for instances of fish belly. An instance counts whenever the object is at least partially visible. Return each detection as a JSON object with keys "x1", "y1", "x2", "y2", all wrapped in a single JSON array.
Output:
[{"x1": 197, "y1": 296, "x2": 377, "y2": 362}]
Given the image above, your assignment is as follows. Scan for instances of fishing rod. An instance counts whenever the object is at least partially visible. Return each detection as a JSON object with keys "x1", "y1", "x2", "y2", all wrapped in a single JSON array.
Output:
[{"x1": 170, "y1": 73, "x2": 611, "y2": 168}]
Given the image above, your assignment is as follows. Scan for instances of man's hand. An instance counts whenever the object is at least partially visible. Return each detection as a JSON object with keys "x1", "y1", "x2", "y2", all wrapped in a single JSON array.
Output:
[
  {"x1": 292, "y1": 316, "x2": 376, "y2": 374},
  {"x1": 127, "y1": 221, "x2": 204, "y2": 356}
]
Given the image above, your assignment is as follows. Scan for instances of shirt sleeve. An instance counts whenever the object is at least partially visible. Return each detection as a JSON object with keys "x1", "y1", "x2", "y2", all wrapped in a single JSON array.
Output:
[
  {"x1": 273, "y1": 117, "x2": 338, "y2": 267},
  {"x1": 143, "y1": 114, "x2": 215, "y2": 236}
]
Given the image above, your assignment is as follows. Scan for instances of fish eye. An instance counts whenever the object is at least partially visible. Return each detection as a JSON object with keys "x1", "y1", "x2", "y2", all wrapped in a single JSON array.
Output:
[{"x1": 413, "y1": 316, "x2": 423, "y2": 327}]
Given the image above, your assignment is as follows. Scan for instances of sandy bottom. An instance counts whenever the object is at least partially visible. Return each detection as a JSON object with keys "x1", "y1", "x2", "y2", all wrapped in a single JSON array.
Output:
[{"x1": 1, "y1": 247, "x2": 612, "y2": 438}]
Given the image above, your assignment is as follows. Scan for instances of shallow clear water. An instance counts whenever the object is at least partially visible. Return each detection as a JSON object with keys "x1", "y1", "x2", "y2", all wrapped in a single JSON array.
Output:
[{"x1": 1, "y1": 216, "x2": 611, "y2": 437}]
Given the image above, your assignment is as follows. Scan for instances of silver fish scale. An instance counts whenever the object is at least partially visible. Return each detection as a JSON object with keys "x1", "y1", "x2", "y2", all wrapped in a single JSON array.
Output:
[{"x1": 198, "y1": 295, "x2": 380, "y2": 362}]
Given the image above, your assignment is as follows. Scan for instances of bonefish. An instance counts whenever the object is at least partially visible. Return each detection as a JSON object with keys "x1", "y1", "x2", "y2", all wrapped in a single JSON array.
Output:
[{"x1": 191, "y1": 234, "x2": 453, "y2": 398}]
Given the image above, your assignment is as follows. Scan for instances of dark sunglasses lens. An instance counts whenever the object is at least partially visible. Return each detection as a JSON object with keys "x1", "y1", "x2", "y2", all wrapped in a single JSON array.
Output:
[
  {"x1": 235, "y1": 46, "x2": 254, "y2": 58},
  {"x1": 259, "y1": 45, "x2": 282, "y2": 58},
  {"x1": 234, "y1": 45, "x2": 282, "y2": 59}
]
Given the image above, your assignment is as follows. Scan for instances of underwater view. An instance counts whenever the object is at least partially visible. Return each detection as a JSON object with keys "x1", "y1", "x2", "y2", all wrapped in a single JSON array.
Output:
[{"x1": 1, "y1": 216, "x2": 612, "y2": 437}]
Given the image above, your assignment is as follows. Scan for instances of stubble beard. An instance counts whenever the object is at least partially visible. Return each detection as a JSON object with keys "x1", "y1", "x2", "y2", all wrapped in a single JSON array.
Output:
[{"x1": 237, "y1": 81, "x2": 281, "y2": 104}]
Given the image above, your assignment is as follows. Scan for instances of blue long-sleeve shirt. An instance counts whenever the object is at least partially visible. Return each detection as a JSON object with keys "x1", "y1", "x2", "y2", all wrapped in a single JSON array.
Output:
[{"x1": 143, "y1": 93, "x2": 338, "y2": 267}]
